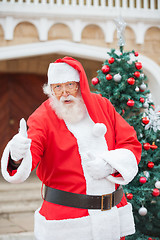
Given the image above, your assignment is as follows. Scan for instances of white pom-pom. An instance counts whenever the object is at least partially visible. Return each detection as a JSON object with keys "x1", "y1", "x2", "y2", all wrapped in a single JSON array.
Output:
[
  {"x1": 138, "y1": 207, "x2": 147, "y2": 216},
  {"x1": 92, "y1": 123, "x2": 107, "y2": 137}
]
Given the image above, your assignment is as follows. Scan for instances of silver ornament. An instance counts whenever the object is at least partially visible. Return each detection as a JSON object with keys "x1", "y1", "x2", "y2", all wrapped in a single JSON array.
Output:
[
  {"x1": 144, "y1": 171, "x2": 150, "y2": 179},
  {"x1": 143, "y1": 102, "x2": 149, "y2": 108},
  {"x1": 138, "y1": 206, "x2": 147, "y2": 216},
  {"x1": 155, "y1": 181, "x2": 160, "y2": 189},
  {"x1": 135, "y1": 86, "x2": 140, "y2": 92},
  {"x1": 113, "y1": 73, "x2": 122, "y2": 82},
  {"x1": 140, "y1": 82, "x2": 146, "y2": 90}
]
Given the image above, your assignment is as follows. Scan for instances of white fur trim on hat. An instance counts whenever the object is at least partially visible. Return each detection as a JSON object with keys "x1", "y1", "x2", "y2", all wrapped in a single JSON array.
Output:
[{"x1": 47, "y1": 62, "x2": 80, "y2": 84}]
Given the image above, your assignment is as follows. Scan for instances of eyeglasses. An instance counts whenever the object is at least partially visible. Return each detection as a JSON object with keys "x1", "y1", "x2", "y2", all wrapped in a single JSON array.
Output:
[{"x1": 51, "y1": 82, "x2": 79, "y2": 96}]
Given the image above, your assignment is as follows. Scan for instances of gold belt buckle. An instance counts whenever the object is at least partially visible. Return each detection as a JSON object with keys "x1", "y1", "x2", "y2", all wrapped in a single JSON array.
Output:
[{"x1": 101, "y1": 193, "x2": 112, "y2": 211}]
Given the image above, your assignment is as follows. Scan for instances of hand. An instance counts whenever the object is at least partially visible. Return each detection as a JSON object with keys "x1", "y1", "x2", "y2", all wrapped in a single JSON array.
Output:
[
  {"x1": 85, "y1": 153, "x2": 113, "y2": 180},
  {"x1": 10, "y1": 118, "x2": 31, "y2": 161}
]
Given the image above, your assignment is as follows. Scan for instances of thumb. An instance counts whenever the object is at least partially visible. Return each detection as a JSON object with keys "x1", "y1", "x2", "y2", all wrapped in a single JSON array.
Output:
[
  {"x1": 87, "y1": 152, "x2": 95, "y2": 162},
  {"x1": 19, "y1": 118, "x2": 28, "y2": 137}
]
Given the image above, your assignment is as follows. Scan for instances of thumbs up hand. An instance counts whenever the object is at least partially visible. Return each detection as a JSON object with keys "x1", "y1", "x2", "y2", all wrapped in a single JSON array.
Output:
[{"x1": 10, "y1": 118, "x2": 31, "y2": 161}]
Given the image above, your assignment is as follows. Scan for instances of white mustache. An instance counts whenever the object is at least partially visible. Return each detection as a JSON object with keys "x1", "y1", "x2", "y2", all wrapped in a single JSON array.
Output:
[{"x1": 60, "y1": 95, "x2": 76, "y2": 103}]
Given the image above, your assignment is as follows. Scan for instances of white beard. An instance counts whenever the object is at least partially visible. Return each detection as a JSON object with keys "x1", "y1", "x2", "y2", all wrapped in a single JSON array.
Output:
[{"x1": 43, "y1": 84, "x2": 87, "y2": 124}]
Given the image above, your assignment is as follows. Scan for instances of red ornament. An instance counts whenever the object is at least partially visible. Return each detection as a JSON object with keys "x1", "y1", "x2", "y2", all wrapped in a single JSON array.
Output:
[
  {"x1": 134, "y1": 51, "x2": 139, "y2": 57},
  {"x1": 127, "y1": 99, "x2": 134, "y2": 107},
  {"x1": 140, "y1": 89, "x2": 145, "y2": 92},
  {"x1": 142, "y1": 117, "x2": 149, "y2": 125},
  {"x1": 106, "y1": 74, "x2": 112, "y2": 80},
  {"x1": 150, "y1": 143, "x2": 158, "y2": 150},
  {"x1": 143, "y1": 143, "x2": 151, "y2": 150},
  {"x1": 152, "y1": 188, "x2": 160, "y2": 197},
  {"x1": 126, "y1": 193, "x2": 133, "y2": 200},
  {"x1": 134, "y1": 71, "x2": 140, "y2": 78},
  {"x1": 148, "y1": 238, "x2": 153, "y2": 240},
  {"x1": 122, "y1": 109, "x2": 125, "y2": 115},
  {"x1": 108, "y1": 57, "x2": 115, "y2": 64},
  {"x1": 91, "y1": 77, "x2": 99, "y2": 85},
  {"x1": 127, "y1": 77, "x2": 135, "y2": 85},
  {"x1": 135, "y1": 62, "x2": 142, "y2": 70},
  {"x1": 140, "y1": 97, "x2": 145, "y2": 103},
  {"x1": 139, "y1": 177, "x2": 147, "y2": 184},
  {"x1": 102, "y1": 65, "x2": 110, "y2": 73},
  {"x1": 147, "y1": 162, "x2": 154, "y2": 169}
]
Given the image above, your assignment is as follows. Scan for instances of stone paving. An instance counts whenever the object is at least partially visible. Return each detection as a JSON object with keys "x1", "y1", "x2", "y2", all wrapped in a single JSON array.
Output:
[{"x1": 0, "y1": 170, "x2": 42, "y2": 240}]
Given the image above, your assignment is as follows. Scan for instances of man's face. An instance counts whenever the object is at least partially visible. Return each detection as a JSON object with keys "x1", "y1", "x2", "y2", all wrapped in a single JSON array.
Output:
[{"x1": 51, "y1": 81, "x2": 79, "y2": 103}]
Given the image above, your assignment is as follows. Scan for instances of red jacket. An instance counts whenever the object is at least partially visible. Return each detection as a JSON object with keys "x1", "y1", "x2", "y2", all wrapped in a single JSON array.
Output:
[
  {"x1": 26, "y1": 57, "x2": 141, "y2": 221},
  {"x1": 3, "y1": 57, "x2": 142, "y2": 240}
]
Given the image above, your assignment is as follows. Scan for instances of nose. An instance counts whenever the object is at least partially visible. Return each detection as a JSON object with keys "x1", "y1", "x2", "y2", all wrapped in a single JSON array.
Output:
[{"x1": 61, "y1": 86, "x2": 69, "y2": 97}]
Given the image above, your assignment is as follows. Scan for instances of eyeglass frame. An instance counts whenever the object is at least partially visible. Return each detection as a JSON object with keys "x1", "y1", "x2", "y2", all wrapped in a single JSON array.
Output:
[{"x1": 51, "y1": 81, "x2": 79, "y2": 96}]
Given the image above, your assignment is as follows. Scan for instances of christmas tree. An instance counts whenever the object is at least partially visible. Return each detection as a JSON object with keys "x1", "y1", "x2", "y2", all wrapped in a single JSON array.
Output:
[{"x1": 91, "y1": 17, "x2": 160, "y2": 240}]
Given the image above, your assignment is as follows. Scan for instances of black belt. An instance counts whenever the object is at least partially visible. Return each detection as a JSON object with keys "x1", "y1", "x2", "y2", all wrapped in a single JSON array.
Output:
[{"x1": 44, "y1": 186, "x2": 123, "y2": 211}]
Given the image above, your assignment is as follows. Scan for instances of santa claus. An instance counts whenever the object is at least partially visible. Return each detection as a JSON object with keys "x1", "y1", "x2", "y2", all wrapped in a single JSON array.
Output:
[{"x1": 1, "y1": 57, "x2": 142, "y2": 240}]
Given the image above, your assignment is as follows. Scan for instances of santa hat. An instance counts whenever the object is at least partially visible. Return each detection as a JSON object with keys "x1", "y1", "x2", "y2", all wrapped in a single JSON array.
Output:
[{"x1": 47, "y1": 62, "x2": 80, "y2": 84}]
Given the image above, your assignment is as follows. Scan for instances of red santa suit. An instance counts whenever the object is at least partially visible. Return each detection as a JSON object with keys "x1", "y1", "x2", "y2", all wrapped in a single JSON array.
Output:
[{"x1": 1, "y1": 57, "x2": 142, "y2": 240}]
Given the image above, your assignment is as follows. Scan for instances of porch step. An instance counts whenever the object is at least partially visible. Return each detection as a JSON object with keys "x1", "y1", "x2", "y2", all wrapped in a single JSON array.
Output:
[
  {"x1": 0, "y1": 171, "x2": 42, "y2": 236},
  {"x1": 0, "y1": 232, "x2": 34, "y2": 240},
  {"x1": 0, "y1": 173, "x2": 42, "y2": 214}
]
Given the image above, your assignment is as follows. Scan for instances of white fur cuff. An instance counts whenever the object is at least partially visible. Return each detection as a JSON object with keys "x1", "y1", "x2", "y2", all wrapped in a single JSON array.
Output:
[
  {"x1": 1, "y1": 141, "x2": 32, "y2": 183},
  {"x1": 101, "y1": 149, "x2": 138, "y2": 185}
]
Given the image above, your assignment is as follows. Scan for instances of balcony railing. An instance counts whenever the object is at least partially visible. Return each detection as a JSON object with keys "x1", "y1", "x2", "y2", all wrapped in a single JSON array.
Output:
[
  {"x1": 0, "y1": 0, "x2": 159, "y2": 10},
  {"x1": 0, "y1": 0, "x2": 159, "y2": 42}
]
